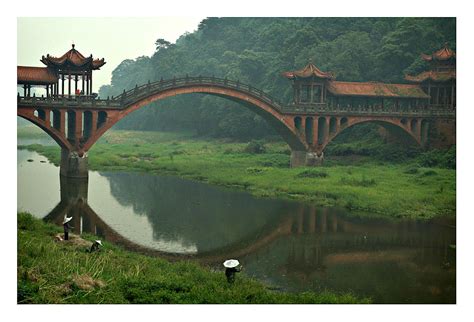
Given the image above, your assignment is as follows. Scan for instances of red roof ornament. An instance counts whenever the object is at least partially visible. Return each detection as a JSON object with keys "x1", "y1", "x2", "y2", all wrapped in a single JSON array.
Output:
[
  {"x1": 282, "y1": 61, "x2": 334, "y2": 80},
  {"x1": 421, "y1": 43, "x2": 456, "y2": 62},
  {"x1": 40, "y1": 45, "x2": 106, "y2": 70}
]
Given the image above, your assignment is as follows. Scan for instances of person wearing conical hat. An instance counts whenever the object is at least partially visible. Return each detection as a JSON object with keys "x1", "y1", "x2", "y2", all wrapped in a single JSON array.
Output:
[
  {"x1": 223, "y1": 259, "x2": 242, "y2": 284},
  {"x1": 89, "y1": 240, "x2": 102, "y2": 253},
  {"x1": 62, "y1": 215, "x2": 73, "y2": 240}
]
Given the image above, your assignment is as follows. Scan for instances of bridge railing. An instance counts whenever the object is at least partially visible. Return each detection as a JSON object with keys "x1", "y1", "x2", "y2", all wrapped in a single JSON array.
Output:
[
  {"x1": 112, "y1": 76, "x2": 285, "y2": 111},
  {"x1": 17, "y1": 95, "x2": 122, "y2": 109},
  {"x1": 280, "y1": 104, "x2": 456, "y2": 117}
]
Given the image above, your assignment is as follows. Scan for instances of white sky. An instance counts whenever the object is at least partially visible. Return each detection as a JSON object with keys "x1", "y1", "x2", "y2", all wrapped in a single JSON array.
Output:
[{"x1": 17, "y1": 17, "x2": 205, "y2": 92}]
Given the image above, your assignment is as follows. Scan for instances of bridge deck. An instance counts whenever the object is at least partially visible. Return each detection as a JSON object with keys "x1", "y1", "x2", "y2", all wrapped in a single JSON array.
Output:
[{"x1": 17, "y1": 76, "x2": 456, "y2": 118}]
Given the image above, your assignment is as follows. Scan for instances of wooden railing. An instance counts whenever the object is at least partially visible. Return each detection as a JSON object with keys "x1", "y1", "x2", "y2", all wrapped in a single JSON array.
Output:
[{"x1": 17, "y1": 76, "x2": 456, "y2": 118}]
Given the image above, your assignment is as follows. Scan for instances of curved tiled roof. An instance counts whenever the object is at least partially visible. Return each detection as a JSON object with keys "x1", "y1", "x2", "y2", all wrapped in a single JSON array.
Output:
[
  {"x1": 405, "y1": 70, "x2": 456, "y2": 83},
  {"x1": 40, "y1": 44, "x2": 106, "y2": 70},
  {"x1": 421, "y1": 44, "x2": 456, "y2": 62},
  {"x1": 17, "y1": 66, "x2": 58, "y2": 85},
  {"x1": 327, "y1": 81, "x2": 430, "y2": 99},
  {"x1": 282, "y1": 62, "x2": 334, "y2": 80}
]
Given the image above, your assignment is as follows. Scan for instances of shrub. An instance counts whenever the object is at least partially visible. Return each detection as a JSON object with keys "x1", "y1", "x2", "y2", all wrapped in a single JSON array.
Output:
[
  {"x1": 420, "y1": 170, "x2": 438, "y2": 177},
  {"x1": 243, "y1": 140, "x2": 266, "y2": 154},
  {"x1": 295, "y1": 170, "x2": 328, "y2": 178},
  {"x1": 404, "y1": 166, "x2": 419, "y2": 174},
  {"x1": 340, "y1": 176, "x2": 376, "y2": 187}
]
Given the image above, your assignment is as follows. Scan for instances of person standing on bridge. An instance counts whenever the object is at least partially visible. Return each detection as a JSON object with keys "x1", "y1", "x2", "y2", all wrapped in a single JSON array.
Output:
[
  {"x1": 63, "y1": 216, "x2": 73, "y2": 240},
  {"x1": 223, "y1": 259, "x2": 242, "y2": 284}
]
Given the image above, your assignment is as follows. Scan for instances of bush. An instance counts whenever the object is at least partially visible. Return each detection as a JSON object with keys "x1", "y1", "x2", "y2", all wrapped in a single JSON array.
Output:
[
  {"x1": 244, "y1": 140, "x2": 266, "y2": 154},
  {"x1": 420, "y1": 170, "x2": 438, "y2": 177},
  {"x1": 416, "y1": 146, "x2": 455, "y2": 169},
  {"x1": 404, "y1": 166, "x2": 419, "y2": 174},
  {"x1": 295, "y1": 170, "x2": 329, "y2": 178},
  {"x1": 340, "y1": 177, "x2": 376, "y2": 187}
]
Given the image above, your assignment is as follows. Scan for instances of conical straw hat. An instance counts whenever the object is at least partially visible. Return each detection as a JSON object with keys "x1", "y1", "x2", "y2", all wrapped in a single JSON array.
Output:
[{"x1": 223, "y1": 259, "x2": 240, "y2": 268}]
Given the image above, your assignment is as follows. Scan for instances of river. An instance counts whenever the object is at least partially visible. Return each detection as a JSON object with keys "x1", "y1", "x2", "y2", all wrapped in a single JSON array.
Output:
[{"x1": 17, "y1": 139, "x2": 456, "y2": 303}]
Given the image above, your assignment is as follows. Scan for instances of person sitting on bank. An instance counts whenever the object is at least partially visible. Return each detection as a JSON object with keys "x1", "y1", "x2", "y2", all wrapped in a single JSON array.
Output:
[
  {"x1": 223, "y1": 259, "x2": 242, "y2": 284},
  {"x1": 63, "y1": 216, "x2": 73, "y2": 240},
  {"x1": 89, "y1": 240, "x2": 103, "y2": 253}
]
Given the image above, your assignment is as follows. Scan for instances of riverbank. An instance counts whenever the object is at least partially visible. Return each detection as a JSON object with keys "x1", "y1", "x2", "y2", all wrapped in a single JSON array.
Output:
[
  {"x1": 18, "y1": 129, "x2": 456, "y2": 219},
  {"x1": 17, "y1": 212, "x2": 369, "y2": 304}
]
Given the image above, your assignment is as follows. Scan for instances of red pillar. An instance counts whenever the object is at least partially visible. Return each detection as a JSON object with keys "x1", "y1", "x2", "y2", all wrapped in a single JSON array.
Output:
[
  {"x1": 90, "y1": 111, "x2": 98, "y2": 137},
  {"x1": 75, "y1": 111, "x2": 83, "y2": 144},
  {"x1": 312, "y1": 117, "x2": 319, "y2": 146},
  {"x1": 44, "y1": 109, "x2": 50, "y2": 126},
  {"x1": 59, "y1": 110, "x2": 66, "y2": 135}
]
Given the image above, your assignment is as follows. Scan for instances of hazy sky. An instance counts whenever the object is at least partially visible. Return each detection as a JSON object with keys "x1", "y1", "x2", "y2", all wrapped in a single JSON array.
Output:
[{"x1": 17, "y1": 17, "x2": 205, "y2": 92}]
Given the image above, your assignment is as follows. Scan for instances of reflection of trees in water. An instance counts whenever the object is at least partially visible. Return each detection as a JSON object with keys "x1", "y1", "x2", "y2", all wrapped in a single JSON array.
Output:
[{"x1": 102, "y1": 172, "x2": 296, "y2": 252}]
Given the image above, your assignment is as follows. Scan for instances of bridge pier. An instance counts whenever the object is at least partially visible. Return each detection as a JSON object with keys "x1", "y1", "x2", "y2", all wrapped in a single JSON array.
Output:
[
  {"x1": 60, "y1": 148, "x2": 89, "y2": 178},
  {"x1": 290, "y1": 150, "x2": 324, "y2": 167}
]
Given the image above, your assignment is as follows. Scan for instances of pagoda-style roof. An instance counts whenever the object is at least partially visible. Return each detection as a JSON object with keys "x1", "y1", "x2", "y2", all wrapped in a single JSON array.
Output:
[
  {"x1": 40, "y1": 44, "x2": 106, "y2": 70},
  {"x1": 327, "y1": 81, "x2": 430, "y2": 99},
  {"x1": 421, "y1": 44, "x2": 456, "y2": 62},
  {"x1": 405, "y1": 70, "x2": 456, "y2": 83},
  {"x1": 17, "y1": 66, "x2": 58, "y2": 85},
  {"x1": 282, "y1": 62, "x2": 334, "y2": 80}
]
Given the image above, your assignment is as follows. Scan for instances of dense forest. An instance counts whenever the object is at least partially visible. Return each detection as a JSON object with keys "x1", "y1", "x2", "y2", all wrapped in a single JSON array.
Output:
[{"x1": 99, "y1": 17, "x2": 456, "y2": 140}]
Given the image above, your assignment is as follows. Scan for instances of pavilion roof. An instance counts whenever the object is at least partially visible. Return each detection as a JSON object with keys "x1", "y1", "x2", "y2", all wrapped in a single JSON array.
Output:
[
  {"x1": 405, "y1": 70, "x2": 456, "y2": 83},
  {"x1": 327, "y1": 81, "x2": 430, "y2": 99},
  {"x1": 40, "y1": 44, "x2": 106, "y2": 70},
  {"x1": 421, "y1": 44, "x2": 456, "y2": 62},
  {"x1": 282, "y1": 62, "x2": 334, "y2": 80},
  {"x1": 17, "y1": 66, "x2": 58, "y2": 85}
]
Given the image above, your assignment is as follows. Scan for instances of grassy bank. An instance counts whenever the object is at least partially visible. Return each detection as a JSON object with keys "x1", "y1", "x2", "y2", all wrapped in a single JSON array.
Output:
[
  {"x1": 17, "y1": 212, "x2": 368, "y2": 304},
  {"x1": 18, "y1": 129, "x2": 455, "y2": 219}
]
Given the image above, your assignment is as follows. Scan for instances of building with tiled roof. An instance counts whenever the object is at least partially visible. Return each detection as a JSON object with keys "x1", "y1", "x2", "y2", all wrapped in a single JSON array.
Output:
[
  {"x1": 405, "y1": 44, "x2": 456, "y2": 108},
  {"x1": 283, "y1": 44, "x2": 455, "y2": 110},
  {"x1": 17, "y1": 44, "x2": 105, "y2": 98}
]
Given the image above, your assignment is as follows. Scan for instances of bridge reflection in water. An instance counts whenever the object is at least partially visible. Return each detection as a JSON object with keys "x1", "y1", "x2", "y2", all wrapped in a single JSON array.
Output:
[{"x1": 43, "y1": 174, "x2": 455, "y2": 303}]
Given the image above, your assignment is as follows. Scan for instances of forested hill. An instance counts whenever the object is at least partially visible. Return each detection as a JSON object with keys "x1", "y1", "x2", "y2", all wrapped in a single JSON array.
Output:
[{"x1": 99, "y1": 17, "x2": 455, "y2": 140}]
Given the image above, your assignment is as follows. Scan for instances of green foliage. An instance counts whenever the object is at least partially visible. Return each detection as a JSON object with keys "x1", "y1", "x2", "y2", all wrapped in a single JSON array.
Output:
[
  {"x1": 243, "y1": 140, "x2": 266, "y2": 154},
  {"x1": 416, "y1": 146, "x2": 456, "y2": 169},
  {"x1": 295, "y1": 169, "x2": 329, "y2": 178},
  {"x1": 340, "y1": 176, "x2": 377, "y2": 187}
]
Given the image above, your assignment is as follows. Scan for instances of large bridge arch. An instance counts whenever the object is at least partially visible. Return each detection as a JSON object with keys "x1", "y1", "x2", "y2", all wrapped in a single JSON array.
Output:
[
  {"x1": 17, "y1": 113, "x2": 72, "y2": 151},
  {"x1": 318, "y1": 117, "x2": 423, "y2": 153},
  {"x1": 82, "y1": 83, "x2": 307, "y2": 152}
]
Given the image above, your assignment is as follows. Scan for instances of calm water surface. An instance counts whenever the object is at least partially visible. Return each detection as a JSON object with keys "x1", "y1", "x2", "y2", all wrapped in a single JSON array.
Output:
[{"x1": 17, "y1": 144, "x2": 456, "y2": 303}]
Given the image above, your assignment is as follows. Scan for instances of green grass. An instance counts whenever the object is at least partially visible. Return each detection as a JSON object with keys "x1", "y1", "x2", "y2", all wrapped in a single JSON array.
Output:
[
  {"x1": 18, "y1": 130, "x2": 456, "y2": 219},
  {"x1": 17, "y1": 212, "x2": 369, "y2": 304}
]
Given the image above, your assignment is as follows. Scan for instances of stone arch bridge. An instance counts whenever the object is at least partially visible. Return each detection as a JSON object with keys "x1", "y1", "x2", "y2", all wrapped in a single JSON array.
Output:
[{"x1": 18, "y1": 76, "x2": 455, "y2": 177}]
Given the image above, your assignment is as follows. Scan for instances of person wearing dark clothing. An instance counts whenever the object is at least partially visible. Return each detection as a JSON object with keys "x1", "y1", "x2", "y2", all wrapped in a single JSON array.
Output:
[
  {"x1": 89, "y1": 240, "x2": 102, "y2": 253},
  {"x1": 63, "y1": 216, "x2": 72, "y2": 240},
  {"x1": 223, "y1": 259, "x2": 242, "y2": 284},
  {"x1": 225, "y1": 267, "x2": 241, "y2": 283}
]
